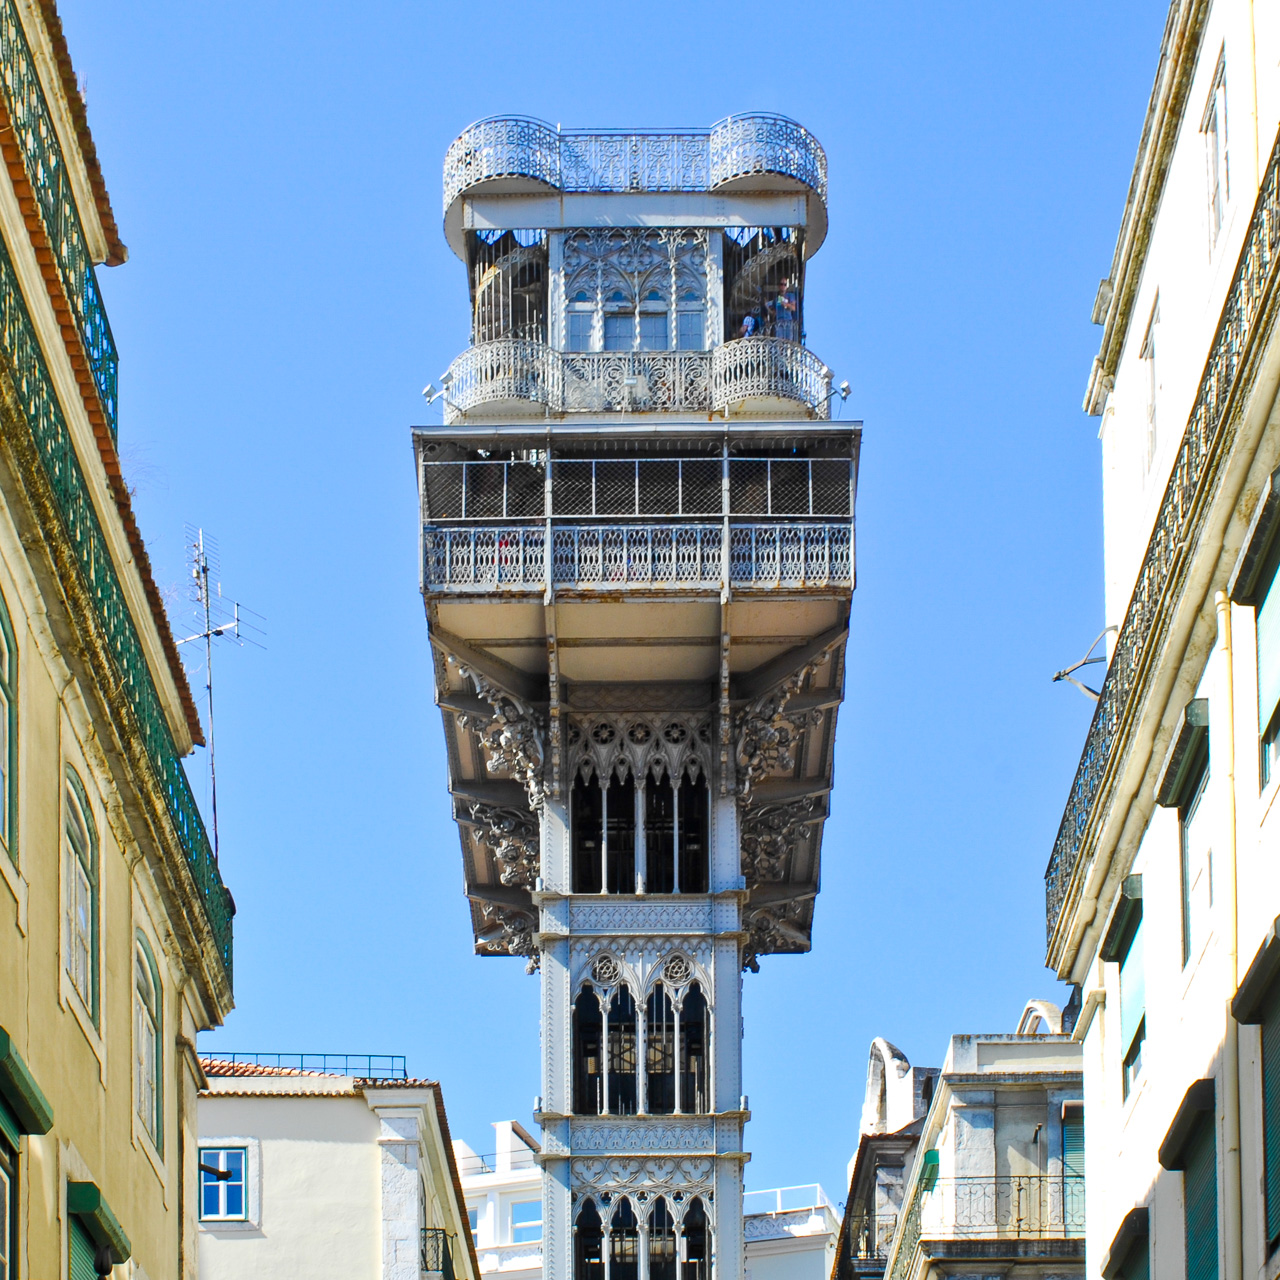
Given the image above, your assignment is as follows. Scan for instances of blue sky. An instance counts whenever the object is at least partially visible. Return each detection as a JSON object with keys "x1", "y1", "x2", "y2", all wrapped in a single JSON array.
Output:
[{"x1": 58, "y1": 0, "x2": 1165, "y2": 1201}]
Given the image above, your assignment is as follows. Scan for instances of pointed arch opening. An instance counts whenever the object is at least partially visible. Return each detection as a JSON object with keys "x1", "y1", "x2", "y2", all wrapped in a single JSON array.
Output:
[
  {"x1": 609, "y1": 1198, "x2": 640, "y2": 1280},
  {"x1": 646, "y1": 983, "x2": 676, "y2": 1115},
  {"x1": 573, "y1": 986, "x2": 603, "y2": 1115},
  {"x1": 607, "y1": 986, "x2": 638, "y2": 1115},
  {"x1": 649, "y1": 1197, "x2": 677, "y2": 1280},
  {"x1": 572, "y1": 775, "x2": 603, "y2": 894},
  {"x1": 605, "y1": 775, "x2": 636, "y2": 894},
  {"x1": 681, "y1": 1197, "x2": 709, "y2": 1279},
  {"x1": 574, "y1": 1198, "x2": 604, "y2": 1280},
  {"x1": 677, "y1": 775, "x2": 708, "y2": 893},
  {"x1": 679, "y1": 982, "x2": 710, "y2": 1114}
]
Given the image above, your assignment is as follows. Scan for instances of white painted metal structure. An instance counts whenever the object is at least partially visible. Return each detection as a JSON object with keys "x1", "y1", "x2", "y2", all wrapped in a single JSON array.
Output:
[{"x1": 417, "y1": 114, "x2": 856, "y2": 1280}]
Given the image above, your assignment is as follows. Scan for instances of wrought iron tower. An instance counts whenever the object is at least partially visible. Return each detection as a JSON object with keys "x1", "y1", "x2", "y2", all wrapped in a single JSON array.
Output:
[{"x1": 417, "y1": 114, "x2": 857, "y2": 1279}]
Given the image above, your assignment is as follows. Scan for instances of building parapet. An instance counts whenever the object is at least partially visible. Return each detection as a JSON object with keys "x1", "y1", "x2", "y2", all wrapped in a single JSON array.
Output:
[
  {"x1": 1045, "y1": 121, "x2": 1280, "y2": 957},
  {"x1": 440, "y1": 338, "x2": 831, "y2": 422}
]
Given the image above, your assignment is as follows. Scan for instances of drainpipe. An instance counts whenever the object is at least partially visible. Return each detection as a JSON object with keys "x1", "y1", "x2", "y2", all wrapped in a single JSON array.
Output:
[{"x1": 1216, "y1": 590, "x2": 1243, "y2": 1280}]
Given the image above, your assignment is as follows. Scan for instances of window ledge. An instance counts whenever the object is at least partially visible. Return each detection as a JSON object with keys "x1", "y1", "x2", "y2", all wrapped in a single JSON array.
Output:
[{"x1": 59, "y1": 969, "x2": 105, "y2": 1084}]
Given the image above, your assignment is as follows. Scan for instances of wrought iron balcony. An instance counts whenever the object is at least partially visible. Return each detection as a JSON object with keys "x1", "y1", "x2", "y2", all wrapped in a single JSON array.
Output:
[
  {"x1": 443, "y1": 112, "x2": 827, "y2": 221},
  {"x1": 440, "y1": 338, "x2": 831, "y2": 421},
  {"x1": 917, "y1": 1176, "x2": 1085, "y2": 1239},
  {"x1": 421, "y1": 1227, "x2": 456, "y2": 1280},
  {"x1": 421, "y1": 522, "x2": 851, "y2": 594}
]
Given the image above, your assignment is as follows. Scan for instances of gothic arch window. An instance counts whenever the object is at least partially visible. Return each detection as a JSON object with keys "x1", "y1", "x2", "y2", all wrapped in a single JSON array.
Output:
[
  {"x1": 607, "y1": 986, "x2": 638, "y2": 1115},
  {"x1": 609, "y1": 1198, "x2": 640, "y2": 1280},
  {"x1": 677, "y1": 774, "x2": 708, "y2": 893},
  {"x1": 65, "y1": 768, "x2": 98, "y2": 1024},
  {"x1": 571, "y1": 775, "x2": 603, "y2": 893},
  {"x1": 606, "y1": 775, "x2": 636, "y2": 893},
  {"x1": 573, "y1": 985, "x2": 603, "y2": 1115},
  {"x1": 682, "y1": 1198, "x2": 710, "y2": 1279},
  {"x1": 135, "y1": 932, "x2": 163, "y2": 1149},
  {"x1": 574, "y1": 1198, "x2": 604, "y2": 1280},
  {"x1": 572, "y1": 770, "x2": 637, "y2": 895},
  {"x1": 649, "y1": 1198, "x2": 677, "y2": 1280},
  {"x1": 680, "y1": 983, "x2": 710, "y2": 1114},
  {"x1": 646, "y1": 983, "x2": 676, "y2": 1114},
  {"x1": 643, "y1": 770, "x2": 708, "y2": 894}
]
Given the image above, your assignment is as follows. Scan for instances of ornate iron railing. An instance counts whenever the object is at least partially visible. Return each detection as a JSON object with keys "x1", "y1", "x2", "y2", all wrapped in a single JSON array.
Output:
[
  {"x1": 0, "y1": 0, "x2": 118, "y2": 442},
  {"x1": 0, "y1": 197, "x2": 231, "y2": 982},
  {"x1": 421, "y1": 1227, "x2": 456, "y2": 1280},
  {"x1": 884, "y1": 1185, "x2": 922, "y2": 1280},
  {"x1": 422, "y1": 521, "x2": 854, "y2": 593},
  {"x1": 442, "y1": 338, "x2": 832, "y2": 420},
  {"x1": 420, "y1": 456, "x2": 854, "y2": 522},
  {"x1": 917, "y1": 1176, "x2": 1085, "y2": 1237},
  {"x1": 1045, "y1": 124, "x2": 1280, "y2": 945},
  {"x1": 730, "y1": 523, "x2": 851, "y2": 587},
  {"x1": 443, "y1": 114, "x2": 826, "y2": 215},
  {"x1": 712, "y1": 338, "x2": 832, "y2": 418}
]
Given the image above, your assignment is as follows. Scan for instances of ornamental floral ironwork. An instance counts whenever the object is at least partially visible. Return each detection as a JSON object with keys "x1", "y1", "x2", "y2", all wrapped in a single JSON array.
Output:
[
  {"x1": 1046, "y1": 124, "x2": 1280, "y2": 946},
  {"x1": 568, "y1": 711, "x2": 712, "y2": 788},
  {"x1": 740, "y1": 796, "x2": 822, "y2": 883},
  {"x1": 0, "y1": 0, "x2": 119, "y2": 440},
  {"x1": 468, "y1": 802, "x2": 539, "y2": 889},
  {"x1": 457, "y1": 668, "x2": 547, "y2": 809},
  {"x1": 711, "y1": 337, "x2": 832, "y2": 419},
  {"x1": 734, "y1": 659, "x2": 829, "y2": 802},
  {"x1": 729, "y1": 523, "x2": 852, "y2": 588},
  {"x1": 443, "y1": 114, "x2": 827, "y2": 215},
  {"x1": 550, "y1": 524, "x2": 723, "y2": 590}
]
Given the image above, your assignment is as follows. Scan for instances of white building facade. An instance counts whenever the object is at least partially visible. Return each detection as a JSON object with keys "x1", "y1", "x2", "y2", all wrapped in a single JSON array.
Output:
[
  {"x1": 457, "y1": 1121, "x2": 542, "y2": 1280},
  {"x1": 196, "y1": 1058, "x2": 478, "y2": 1280},
  {"x1": 419, "y1": 115, "x2": 855, "y2": 1280},
  {"x1": 1047, "y1": 4, "x2": 1280, "y2": 1279}
]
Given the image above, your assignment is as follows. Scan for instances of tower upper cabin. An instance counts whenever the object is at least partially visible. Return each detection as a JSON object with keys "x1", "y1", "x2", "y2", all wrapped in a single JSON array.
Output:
[{"x1": 436, "y1": 113, "x2": 834, "y2": 423}]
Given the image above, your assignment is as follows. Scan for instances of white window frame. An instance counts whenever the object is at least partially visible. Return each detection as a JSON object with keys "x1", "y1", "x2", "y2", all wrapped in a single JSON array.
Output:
[
  {"x1": 197, "y1": 1138, "x2": 262, "y2": 1229},
  {"x1": 1202, "y1": 53, "x2": 1229, "y2": 247},
  {"x1": 1140, "y1": 297, "x2": 1160, "y2": 477},
  {"x1": 509, "y1": 1197, "x2": 542, "y2": 1244}
]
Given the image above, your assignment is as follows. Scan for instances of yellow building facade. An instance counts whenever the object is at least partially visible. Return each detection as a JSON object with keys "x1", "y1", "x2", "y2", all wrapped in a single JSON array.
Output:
[{"x1": 0, "y1": 4, "x2": 234, "y2": 1279}]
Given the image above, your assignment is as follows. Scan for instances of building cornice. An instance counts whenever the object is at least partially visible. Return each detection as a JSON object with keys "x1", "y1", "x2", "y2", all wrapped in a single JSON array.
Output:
[{"x1": 1084, "y1": 0, "x2": 1210, "y2": 415}]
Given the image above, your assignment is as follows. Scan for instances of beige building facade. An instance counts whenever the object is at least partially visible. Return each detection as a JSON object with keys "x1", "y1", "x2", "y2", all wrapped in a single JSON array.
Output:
[{"x1": 0, "y1": 3, "x2": 235, "y2": 1279}]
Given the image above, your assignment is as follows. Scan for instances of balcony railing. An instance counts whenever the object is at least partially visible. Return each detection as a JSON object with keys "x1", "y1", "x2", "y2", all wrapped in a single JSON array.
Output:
[
  {"x1": 440, "y1": 338, "x2": 832, "y2": 421},
  {"x1": 1046, "y1": 123, "x2": 1280, "y2": 948},
  {"x1": 0, "y1": 0, "x2": 119, "y2": 442},
  {"x1": 847, "y1": 1213, "x2": 900, "y2": 1260},
  {"x1": 712, "y1": 338, "x2": 832, "y2": 418},
  {"x1": 421, "y1": 456, "x2": 854, "y2": 522},
  {"x1": 422, "y1": 521, "x2": 852, "y2": 593},
  {"x1": 443, "y1": 113, "x2": 827, "y2": 215},
  {"x1": 918, "y1": 1176, "x2": 1085, "y2": 1239},
  {"x1": 421, "y1": 1227, "x2": 456, "y2": 1280},
  {"x1": 205, "y1": 1053, "x2": 407, "y2": 1078}
]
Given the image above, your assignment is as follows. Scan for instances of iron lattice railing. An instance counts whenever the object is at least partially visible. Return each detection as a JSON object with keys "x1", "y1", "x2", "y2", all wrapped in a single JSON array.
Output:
[
  {"x1": 0, "y1": 178, "x2": 231, "y2": 984},
  {"x1": 0, "y1": 0, "x2": 118, "y2": 441},
  {"x1": 711, "y1": 338, "x2": 832, "y2": 419},
  {"x1": 1045, "y1": 123, "x2": 1280, "y2": 946},
  {"x1": 421, "y1": 1227, "x2": 456, "y2": 1280},
  {"x1": 443, "y1": 113, "x2": 827, "y2": 215},
  {"x1": 420, "y1": 456, "x2": 854, "y2": 522},
  {"x1": 917, "y1": 1176, "x2": 1085, "y2": 1238},
  {"x1": 440, "y1": 339, "x2": 832, "y2": 421},
  {"x1": 421, "y1": 521, "x2": 852, "y2": 593}
]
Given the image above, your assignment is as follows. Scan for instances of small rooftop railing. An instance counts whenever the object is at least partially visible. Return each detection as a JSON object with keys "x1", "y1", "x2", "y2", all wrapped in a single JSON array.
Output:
[
  {"x1": 455, "y1": 1149, "x2": 539, "y2": 1177},
  {"x1": 440, "y1": 338, "x2": 831, "y2": 421},
  {"x1": 743, "y1": 1184, "x2": 833, "y2": 1215},
  {"x1": 443, "y1": 113, "x2": 827, "y2": 215},
  {"x1": 421, "y1": 456, "x2": 853, "y2": 522},
  {"x1": 918, "y1": 1176, "x2": 1085, "y2": 1239},
  {"x1": 206, "y1": 1053, "x2": 408, "y2": 1079}
]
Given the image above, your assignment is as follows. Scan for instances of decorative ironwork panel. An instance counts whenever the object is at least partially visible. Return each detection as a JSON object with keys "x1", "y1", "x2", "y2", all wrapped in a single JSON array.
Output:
[
  {"x1": 709, "y1": 114, "x2": 828, "y2": 204},
  {"x1": 422, "y1": 525, "x2": 546, "y2": 591},
  {"x1": 729, "y1": 523, "x2": 852, "y2": 588},
  {"x1": 551, "y1": 524, "x2": 722, "y2": 590},
  {"x1": 712, "y1": 338, "x2": 831, "y2": 418},
  {"x1": 570, "y1": 1119, "x2": 715, "y2": 1153},
  {"x1": 442, "y1": 115, "x2": 561, "y2": 214},
  {"x1": 0, "y1": 0, "x2": 118, "y2": 441},
  {"x1": 444, "y1": 339, "x2": 558, "y2": 418},
  {"x1": 559, "y1": 131, "x2": 710, "y2": 193},
  {"x1": 1045, "y1": 126, "x2": 1280, "y2": 943},
  {"x1": 0, "y1": 219, "x2": 231, "y2": 980},
  {"x1": 917, "y1": 1177, "x2": 1085, "y2": 1238}
]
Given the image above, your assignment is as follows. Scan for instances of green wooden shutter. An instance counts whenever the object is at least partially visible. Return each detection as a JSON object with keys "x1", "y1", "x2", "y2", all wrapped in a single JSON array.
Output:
[
  {"x1": 1257, "y1": 540, "x2": 1280, "y2": 726},
  {"x1": 69, "y1": 1217, "x2": 97, "y2": 1280},
  {"x1": 1262, "y1": 985, "x2": 1280, "y2": 1247},
  {"x1": 1121, "y1": 1241, "x2": 1151, "y2": 1280},
  {"x1": 1183, "y1": 1116, "x2": 1219, "y2": 1280},
  {"x1": 1063, "y1": 1117, "x2": 1085, "y2": 1178}
]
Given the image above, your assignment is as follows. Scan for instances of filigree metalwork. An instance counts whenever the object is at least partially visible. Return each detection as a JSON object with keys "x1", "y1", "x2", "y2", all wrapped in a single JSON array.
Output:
[
  {"x1": 734, "y1": 659, "x2": 828, "y2": 802},
  {"x1": 423, "y1": 526, "x2": 546, "y2": 592},
  {"x1": 570, "y1": 1155, "x2": 714, "y2": 1203},
  {"x1": 711, "y1": 337, "x2": 831, "y2": 419},
  {"x1": 552, "y1": 524, "x2": 723, "y2": 591},
  {"x1": 740, "y1": 796, "x2": 821, "y2": 883},
  {"x1": 0, "y1": 177, "x2": 230, "y2": 982},
  {"x1": 443, "y1": 114, "x2": 826, "y2": 214},
  {"x1": 1046, "y1": 125, "x2": 1280, "y2": 946},
  {"x1": 0, "y1": 0, "x2": 119, "y2": 439},
  {"x1": 478, "y1": 903, "x2": 539, "y2": 972},
  {"x1": 568, "y1": 711, "x2": 712, "y2": 787},
  {"x1": 468, "y1": 803, "x2": 539, "y2": 888},
  {"x1": 457, "y1": 669, "x2": 546, "y2": 809},
  {"x1": 729, "y1": 523, "x2": 852, "y2": 588},
  {"x1": 742, "y1": 900, "x2": 810, "y2": 972}
]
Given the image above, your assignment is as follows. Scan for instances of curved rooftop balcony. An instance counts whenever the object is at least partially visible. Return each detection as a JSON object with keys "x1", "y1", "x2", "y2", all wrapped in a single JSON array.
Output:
[
  {"x1": 443, "y1": 113, "x2": 828, "y2": 257},
  {"x1": 441, "y1": 338, "x2": 831, "y2": 423}
]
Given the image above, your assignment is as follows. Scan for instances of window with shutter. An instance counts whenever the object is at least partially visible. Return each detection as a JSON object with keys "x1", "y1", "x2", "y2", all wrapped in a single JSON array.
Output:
[
  {"x1": 1120, "y1": 1243, "x2": 1151, "y2": 1280},
  {"x1": 1183, "y1": 1116, "x2": 1219, "y2": 1280},
  {"x1": 1063, "y1": 1116, "x2": 1085, "y2": 1177},
  {"x1": 1256, "y1": 537, "x2": 1280, "y2": 785},
  {"x1": 68, "y1": 1217, "x2": 97, "y2": 1280},
  {"x1": 1262, "y1": 984, "x2": 1280, "y2": 1249}
]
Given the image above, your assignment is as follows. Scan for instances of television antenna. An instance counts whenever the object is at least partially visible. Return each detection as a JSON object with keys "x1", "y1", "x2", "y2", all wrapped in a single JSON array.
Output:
[{"x1": 175, "y1": 527, "x2": 265, "y2": 857}]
